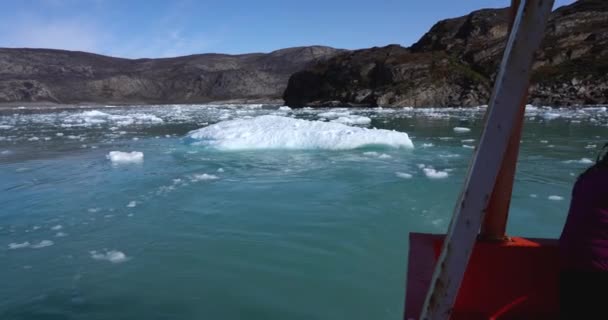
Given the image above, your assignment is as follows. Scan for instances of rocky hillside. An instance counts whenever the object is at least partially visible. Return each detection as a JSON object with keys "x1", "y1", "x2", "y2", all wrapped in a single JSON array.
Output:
[
  {"x1": 284, "y1": 0, "x2": 608, "y2": 107},
  {"x1": 0, "y1": 46, "x2": 341, "y2": 104}
]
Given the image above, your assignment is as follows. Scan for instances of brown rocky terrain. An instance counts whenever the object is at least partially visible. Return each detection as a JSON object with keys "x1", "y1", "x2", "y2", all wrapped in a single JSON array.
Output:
[{"x1": 284, "y1": 0, "x2": 608, "y2": 107}]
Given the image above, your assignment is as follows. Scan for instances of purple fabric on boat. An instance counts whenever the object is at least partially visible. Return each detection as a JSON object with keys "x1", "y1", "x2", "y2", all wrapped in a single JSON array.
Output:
[{"x1": 559, "y1": 167, "x2": 608, "y2": 272}]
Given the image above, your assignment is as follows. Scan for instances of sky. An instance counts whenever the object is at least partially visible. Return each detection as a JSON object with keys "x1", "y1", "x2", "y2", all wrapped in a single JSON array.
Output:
[{"x1": 0, "y1": 0, "x2": 575, "y2": 59}]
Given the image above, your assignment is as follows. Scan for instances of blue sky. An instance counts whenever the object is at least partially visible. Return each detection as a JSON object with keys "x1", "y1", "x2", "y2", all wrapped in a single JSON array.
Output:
[{"x1": 0, "y1": 0, "x2": 574, "y2": 58}]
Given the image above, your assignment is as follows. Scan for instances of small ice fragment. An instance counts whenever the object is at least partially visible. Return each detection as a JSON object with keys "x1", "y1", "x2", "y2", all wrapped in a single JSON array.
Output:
[
  {"x1": 107, "y1": 151, "x2": 143, "y2": 164},
  {"x1": 31, "y1": 240, "x2": 54, "y2": 249},
  {"x1": 191, "y1": 173, "x2": 219, "y2": 181},
  {"x1": 90, "y1": 250, "x2": 129, "y2": 263},
  {"x1": 127, "y1": 201, "x2": 137, "y2": 208},
  {"x1": 453, "y1": 127, "x2": 471, "y2": 133},
  {"x1": 423, "y1": 168, "x2": 449, "y2": 179},
  {"x1": 8, "y1": 242, "x2": 30, "y2": 249},
  {"x1": 548, "y1": 195, "x2": 564, "y2": 201},
  {"x1": 396, "y1": 172, "x2": 413, "y2": 179}
]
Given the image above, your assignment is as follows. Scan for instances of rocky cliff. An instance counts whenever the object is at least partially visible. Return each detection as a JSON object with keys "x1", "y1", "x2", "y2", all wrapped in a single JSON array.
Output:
[
  {"x1": 0, "y1": 46, "x2": 341, "y2": 104},
  {"x1": 284, "y1": 0, "x2": 608, "y2": 107}
]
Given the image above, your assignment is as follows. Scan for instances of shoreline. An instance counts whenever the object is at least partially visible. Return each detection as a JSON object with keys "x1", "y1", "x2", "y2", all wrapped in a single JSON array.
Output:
[{"x1": 0, "y1": 100, "x2": 606, "y2": 112}]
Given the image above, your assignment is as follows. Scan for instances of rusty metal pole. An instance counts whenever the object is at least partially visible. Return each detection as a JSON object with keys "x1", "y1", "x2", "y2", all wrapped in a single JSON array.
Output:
[{"x1": 479, "y1": 0, "x2": 528, "y2": 241}]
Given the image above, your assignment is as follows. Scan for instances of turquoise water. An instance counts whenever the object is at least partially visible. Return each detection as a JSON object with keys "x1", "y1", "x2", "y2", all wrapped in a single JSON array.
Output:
[{"x1": 0, "y1": 105, "x2": 606, "y2": 320}]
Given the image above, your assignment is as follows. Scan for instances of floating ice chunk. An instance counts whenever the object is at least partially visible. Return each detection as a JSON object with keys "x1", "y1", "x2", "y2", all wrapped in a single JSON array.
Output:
[
  {"x1": 318, "y1": 111, "x2": 350, "y2": 119},
  {"x1": 461, "y1": 139, "x2": 475, "y2": 143},
  {"x1": 542, "y1": 112, "x2": 561, "y2": 120},
  {"x1": 564, "y1": 158, "x2": 594, "y2": 164},
  {"x1": 423, "y1": 168, "x2": 449, "y2": 179},
  {"x1": 396, "y1": 172, "x2": 413, "y2": 179},
  {"x1": 31, "y1": 240, "x2": 54, "y2": 249},
  {"x1": 56, "y1": 132, "x2": 64, "y2": 136},
  {"x1": 330, "y1": 115, "x2": 372, "y2": 125},
  {"x1": 187, "y1": 115, "x2": 413, "y2": 150},
  {"x1": 8, "y1": 242, "x2": 30, "y2": 249},
  {"x1": 453, "y1": 127, "x2": 471, "y2": 133},
  {"x1": 51, "y1": 225, "x2": 62, "y2": 231},
  {"x1": 127, "y1": 201, "x2": 137, "y2": 208},
  {"x1": 548, "y1": 195, "x2": 564, "y2": 201},
  {"x1": 525, "y1": 105, "x2": 538, "y2": 112},
  {"x1": 191, "y1": 173, "x2": 219, "y2": 181},
  {"x1": 107, "y1": 151, "x2": 143, "y2": 164},
  {"x1": 90, "y1": 250, "x2": 130, "y2": 263}
]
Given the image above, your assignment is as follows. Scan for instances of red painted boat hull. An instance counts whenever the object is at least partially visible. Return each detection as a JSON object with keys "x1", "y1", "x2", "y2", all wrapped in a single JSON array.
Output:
[{"x1": 405, "y1": 233, "x2": 560, "y2": 319}]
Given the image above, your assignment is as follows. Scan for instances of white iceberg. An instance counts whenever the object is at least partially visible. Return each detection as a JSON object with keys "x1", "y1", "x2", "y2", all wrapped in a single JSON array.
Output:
[{"x1": 186, "y1": 115, "x2": 413, "y2": 150}]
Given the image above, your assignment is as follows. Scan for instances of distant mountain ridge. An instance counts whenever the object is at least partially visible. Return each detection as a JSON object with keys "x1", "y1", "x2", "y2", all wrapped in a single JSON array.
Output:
[
  {"x1": 0, "y1": 46, "x2": 341, "y2": 104},
  {"x1": 284, "y1": 0, "x2": 608, "y2": 107}
]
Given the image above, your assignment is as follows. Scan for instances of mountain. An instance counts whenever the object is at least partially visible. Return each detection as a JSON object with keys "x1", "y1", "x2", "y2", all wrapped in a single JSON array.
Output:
[
  {"x1": 284, "y1": 0, "x2": 608, "y2": 107},
  {"x1": 0, "y1": 46, "x2": 341, "y2": 104}
]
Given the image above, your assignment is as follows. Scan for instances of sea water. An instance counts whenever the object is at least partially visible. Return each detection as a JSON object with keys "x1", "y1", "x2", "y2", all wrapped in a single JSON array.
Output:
[{"x1": 0, "y1": 104, "x2": 606, "y2": 319}]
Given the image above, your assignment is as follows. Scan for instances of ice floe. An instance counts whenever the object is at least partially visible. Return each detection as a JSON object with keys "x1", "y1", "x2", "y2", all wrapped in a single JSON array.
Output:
[
  {"x1": 330, "y1": 115, "x2": 372, "y2": 125},
  {"x1": 90, "y1": 250, "x2": 130, "y2": 263},
  {"x1": 190, "y1": 173, "x2": 219, "y2": 181},
  {"x1": 564, "y1": 158, "x2": 594, "y2": 164},
  {"x1": 8, "y1": 242, "x2": 30, "y2": 249},
  {"x1": 107, "y1": 151, "x2": 144, "y2": 164},
  {"x1": 31, "y1": 240, "x2": 54, "y2": 249},
  {"x1": 423, "y1": 168, "x2": 449, "y2": 179},
  {"x1": 187, "y1": 115, "x2": 413, "y2": 150},
  {"x1": 396, "y1": 172, "x2": 413, "y2": 179},
  {"x1": 453, "y1": 127, "x2": 471, "y2": 133}
]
